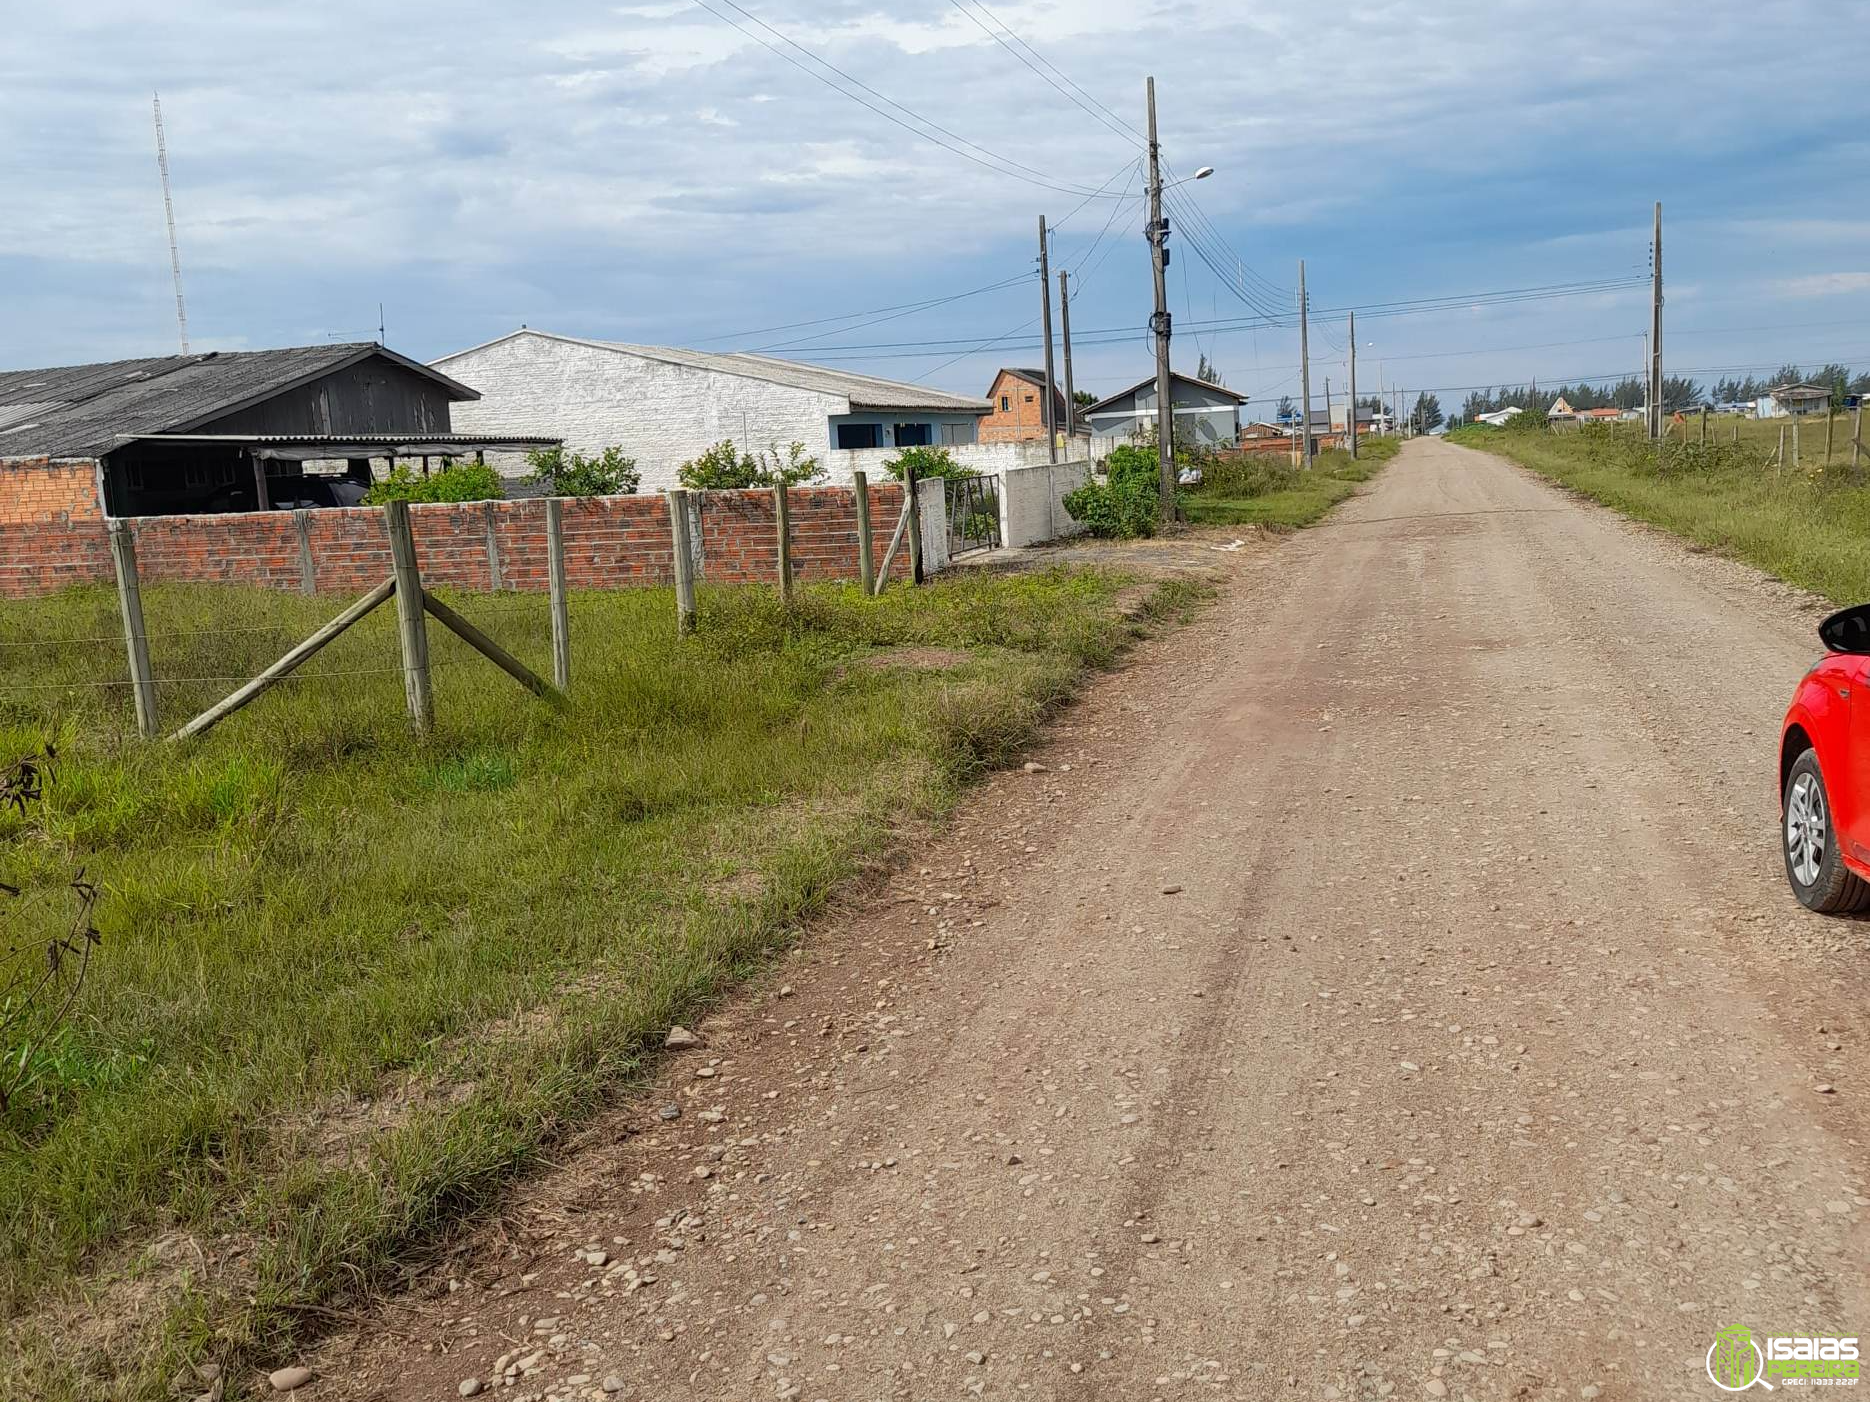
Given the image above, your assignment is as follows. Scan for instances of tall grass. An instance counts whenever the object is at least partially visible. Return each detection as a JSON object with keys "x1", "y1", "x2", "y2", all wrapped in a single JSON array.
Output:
[
  {"x1": 1184, "y1": 435, "x2": 1400, "y2": 528},
  {"x1": 1450, "y1": 420, "x2": 1870, "y2": 603},
  {"x1": 0, "y1": 568, "x2": 1197, "y2": 1400}
]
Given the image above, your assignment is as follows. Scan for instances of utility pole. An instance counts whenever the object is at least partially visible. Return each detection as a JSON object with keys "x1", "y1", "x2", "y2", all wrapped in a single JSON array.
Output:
[
  {"x1": 1347, "y1": 312, "x2": 1359, "y2": 458},
  {"x1": 1146, "y1": 76, "x2": 1176, "y2": 519},
  {"x1": 1649, "y1": 200, "x2": 1663, "y2": 441},
  {"x1": 1297, "y1": 260, "x2": 1314, "y2": 467},
  {"x1": 1058, "y1": 269, "x2": 1076, "y2": 440},
  {"x1": 1038, "y1": 216, "x2": 1059, "y2": 464},
  {"x1": 1324, "y1": 376, "x2": 1333, "y2": 450}
]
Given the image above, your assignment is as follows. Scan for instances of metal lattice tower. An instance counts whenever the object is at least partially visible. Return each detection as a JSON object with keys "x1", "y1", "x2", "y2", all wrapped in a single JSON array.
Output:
[{"x1": 152, "y1": 93, "x2": 190, "y2": 355}]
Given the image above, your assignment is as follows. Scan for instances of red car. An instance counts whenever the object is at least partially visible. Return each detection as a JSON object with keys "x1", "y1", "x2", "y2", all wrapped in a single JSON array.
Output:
[{"x1": 1781, "y1": 604, "x2": 1870, "y2": 911}]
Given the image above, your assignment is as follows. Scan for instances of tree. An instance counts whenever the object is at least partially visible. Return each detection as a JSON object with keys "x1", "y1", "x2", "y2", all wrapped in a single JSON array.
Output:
[
  {"x1": 1195, "y1": 352, "x2": 1225, "y2": 387},
  {"x1": 1773, "y1": 363, "x2": 1806, "y2": 388},
  {"x1": 1275, "y1": 394, "x2": 1295, "y2": 423},
  {"x1": 1414, "y1": 392, "x2": 1444, "y2": 432},
  {"x1": 1072, "y1": 389, "x2": 1095, "y2": 409}
]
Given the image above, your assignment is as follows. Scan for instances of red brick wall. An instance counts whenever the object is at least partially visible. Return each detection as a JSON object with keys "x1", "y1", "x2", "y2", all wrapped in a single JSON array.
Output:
[
  {"x1": 0, "y1": 478, "x2": 910, "y2": 599},
  {"x1": 0, "y1": 457, "x2": 113, "y2": 596}
]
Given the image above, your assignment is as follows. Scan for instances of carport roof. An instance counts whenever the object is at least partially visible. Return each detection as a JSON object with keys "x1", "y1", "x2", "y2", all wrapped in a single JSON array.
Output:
[{"x1": 0, "y1": 344, "x2": 479, "y2": 459}]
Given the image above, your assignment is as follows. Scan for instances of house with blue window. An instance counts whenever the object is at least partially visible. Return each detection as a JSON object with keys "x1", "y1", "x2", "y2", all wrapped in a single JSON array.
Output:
[{"x1": 434, "y1": 329, "x2": 989, "y2": 491}]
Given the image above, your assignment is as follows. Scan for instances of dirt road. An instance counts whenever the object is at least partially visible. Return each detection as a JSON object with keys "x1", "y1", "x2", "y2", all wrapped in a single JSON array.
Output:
[{"x1": 322, "y1": 439, "x2": 1870, "y2": 1401}]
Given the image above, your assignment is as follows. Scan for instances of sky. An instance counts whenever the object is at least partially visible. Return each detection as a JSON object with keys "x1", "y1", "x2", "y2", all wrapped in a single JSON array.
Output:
[{"x1": 3, "y1": 0, "x2": 1868, "y2": 416}]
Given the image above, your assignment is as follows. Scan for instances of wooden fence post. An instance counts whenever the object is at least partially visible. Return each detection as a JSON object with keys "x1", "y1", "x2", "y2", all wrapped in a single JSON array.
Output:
[
  {"x1": 774, "y1": 481, "x2": 793, "y2": 603},
  {"x1": 545, "y1": 497, "x2": 570, "y2": 693},
  {"x1": 383, "y1": 500, "x2": 433, "y2": 733},
  {"x1": 852, "y1": 470, "x2": 874, "y2": 596},
  {"x1": 107, "y1": 520, "x2": 158, "y2": 739},
  {"x1": 903, "y1": 464, "x2": 924, "y2": 585},
  {"x1": 668, "y1": 489, "x2": 697, "y2": 636},
  {"x1": 1856, "y1": 400, "x2": 1865, "y2": 473},
  {"x1": 1699, "y1": 406, "x2": 1707, "y2": 445},
  {"x1": 484, "y1": 500, "x2": 504, "y2": 591},
  {"x1": 1826, "y1": 410, "x2": 1836, "y2": 464},
  {"x1": 294, "y1": 509, "x2": 316, "y2": 596},
  {"x1": 1793, "y1": 415, "x2": 1801, "y2": 469}
]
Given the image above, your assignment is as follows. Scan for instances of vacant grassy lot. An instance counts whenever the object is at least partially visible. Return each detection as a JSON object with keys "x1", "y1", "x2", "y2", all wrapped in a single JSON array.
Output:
[
  {"x1": 1644, "y1": 407, "x2": 1864, "y2": 465},
  {"x1": 1184, "y1": 435, "x2": 1401, "y2": 528},
  {"x1": 0, "y1": 568, "x2": 1197, "y2": 1400},
  {"x1": 1450, "y1": 420, "x2": 1870, "y2": 603}
]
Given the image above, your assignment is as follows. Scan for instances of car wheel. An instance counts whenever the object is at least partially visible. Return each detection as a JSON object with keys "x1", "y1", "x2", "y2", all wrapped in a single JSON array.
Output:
[{"x1": 1783, "y1": 749, "x2": 1870, "y2": 914}]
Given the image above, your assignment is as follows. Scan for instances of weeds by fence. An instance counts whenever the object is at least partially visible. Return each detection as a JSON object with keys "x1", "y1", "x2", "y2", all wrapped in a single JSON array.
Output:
[{"x1": 2, "y1": 481, "x2": 926, "y2": 742}]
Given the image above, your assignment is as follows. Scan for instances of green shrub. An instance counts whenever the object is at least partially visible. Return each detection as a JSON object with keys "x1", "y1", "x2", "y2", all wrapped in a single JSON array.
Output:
[
  {"x1": 1064, "y1": 446, "x2": 1162, "y2": 539},
  {"x1": 362, "y1": 461, "x2": 505, "y2": 504},
  {"x1": 883, "y1": 445, "x2": 973, "y2": 482},
  {"x1": 524, "y1": 445, "x2": 640, "y2": 497},
  {"x1": 678, "y1": 440, "x2": 824, "y2": 490}
]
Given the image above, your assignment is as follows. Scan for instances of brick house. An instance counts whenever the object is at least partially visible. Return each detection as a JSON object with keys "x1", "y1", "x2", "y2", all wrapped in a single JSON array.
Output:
[{"x1": 979, "y1": 368, "x2": 1068, "y2": 444}]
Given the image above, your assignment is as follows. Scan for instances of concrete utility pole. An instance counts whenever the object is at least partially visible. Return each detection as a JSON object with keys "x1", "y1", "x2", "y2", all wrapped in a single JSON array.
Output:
[
  {"x1": 1324, "y1": 376, "x2": 1333, "y2": 450},
  {"x1": 1058, "y1": 269, "x2": 1076, "y2": 439},
  {"x1": 1347, "y1": 312, "x2": 1359, "y2": 459},
  {"x1": 1297, "y1": 260, "x2": 1314, "y2": 468},
  {"x1": 1146, "y1": 76, "x2": 1176, "y2": 518},
  {"x1": 1039, "y1": 215, "x2": 1059, "y2": 464},
  {"x1": 1649, "y1": 201, "x2": 1663, "y2": 441}
]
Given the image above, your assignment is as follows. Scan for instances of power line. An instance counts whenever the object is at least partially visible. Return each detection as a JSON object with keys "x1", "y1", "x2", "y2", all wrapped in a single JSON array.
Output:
[
  {"x1": 691, "y1": 0, "x2": 1129, "y2": 200},
  {"x1": 697, "y1": 275, "x2": 1030, "y2": 347},
  {"x1": 945, "y1": 0, "x2": 1143, "y2": 150},
  {"x1": 747, "y1": 274, "x2": 1031, "y2": 352}
]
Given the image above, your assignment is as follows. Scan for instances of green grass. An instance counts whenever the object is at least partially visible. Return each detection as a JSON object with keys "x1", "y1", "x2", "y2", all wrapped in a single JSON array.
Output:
[
  {"x1": 1448, "y1": 420, "x2": 1870, "y2": 603},
  {"x1": 0, "y1": 568, "x2": 1201, "y2": 1400},
  {"x1": 1183, "y1": 435, "x2": 1401, "y2": 528}
]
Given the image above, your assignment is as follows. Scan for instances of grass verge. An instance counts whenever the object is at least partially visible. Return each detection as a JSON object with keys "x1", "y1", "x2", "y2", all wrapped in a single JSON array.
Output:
[
  {"x1": 0, "y1": 567, "x2": 1204, "y2": 1400},
  {"x1": 1447, "y1": 421, "x2": 1870, "y2": 603},
  {"x1": 1183, "y1": 435, "x2": 1401, "y2": 528}
]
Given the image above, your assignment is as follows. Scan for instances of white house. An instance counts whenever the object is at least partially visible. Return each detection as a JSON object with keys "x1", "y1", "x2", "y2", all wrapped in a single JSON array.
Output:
[
  {"x1": 433, "y1": 330, "x2": 992, "y2": 490},
  {"x1": 1474, "y1": 406, "x2": 1525, "y2": 427}
]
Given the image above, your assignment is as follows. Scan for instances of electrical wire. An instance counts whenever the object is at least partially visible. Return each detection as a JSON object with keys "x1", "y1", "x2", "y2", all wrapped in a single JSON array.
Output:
[{"x1": 692, "y1": 0, "x2": 1130, "y2": 200}]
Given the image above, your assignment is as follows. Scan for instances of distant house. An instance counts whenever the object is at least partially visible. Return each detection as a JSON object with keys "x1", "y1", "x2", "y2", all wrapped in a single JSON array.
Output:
[
  {"x1": 1085, "y1": 372, "x2": 1246, "y2": 451},
  {"x1": 980, "y1": 368, "x2": 1068, "y2": 444},
  {"x1": 1548, "y1": 395, "x2": 1577, "y2": 417},
  {"x1": 1474, "y1": 407, "x2": 1525, "y2": 427},
  {"x1": 433, "y1": 330, "x2": 991, "y2": 491},
  {"x1": 1328, "y1": 402, "x2": 1378, "y2": 435},
  {"x1": 1768, "y1": 382, "x2": 1833, "y2": 417}
]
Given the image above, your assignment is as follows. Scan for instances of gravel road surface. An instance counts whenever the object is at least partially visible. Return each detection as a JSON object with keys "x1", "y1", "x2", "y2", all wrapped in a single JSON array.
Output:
[{"x1": 317, "y1": 438, "x2": 1870, "y2": 1401}]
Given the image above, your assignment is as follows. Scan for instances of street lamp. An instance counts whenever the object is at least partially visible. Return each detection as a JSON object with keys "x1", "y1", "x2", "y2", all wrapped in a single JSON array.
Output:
[{"x1": 1162, "y1": 166, "x2": 1215, "y2": 191}]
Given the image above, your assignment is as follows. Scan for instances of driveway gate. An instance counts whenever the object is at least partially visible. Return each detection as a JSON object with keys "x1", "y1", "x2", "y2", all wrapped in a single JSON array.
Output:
[{"x1": 946, "y1": 474, "x2": 1002, "y2": 557}]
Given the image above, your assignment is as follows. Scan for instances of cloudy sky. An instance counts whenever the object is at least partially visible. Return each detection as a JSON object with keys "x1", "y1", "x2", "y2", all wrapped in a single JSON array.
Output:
[{"x1": 3, "y1": 0, "x2": 1867, "y2": 412}]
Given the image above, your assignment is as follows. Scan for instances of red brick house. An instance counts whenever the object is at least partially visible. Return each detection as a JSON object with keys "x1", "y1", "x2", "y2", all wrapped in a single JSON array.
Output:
[{"x1": 979, "y1": 368, "x2": 1067, "y2": 444}]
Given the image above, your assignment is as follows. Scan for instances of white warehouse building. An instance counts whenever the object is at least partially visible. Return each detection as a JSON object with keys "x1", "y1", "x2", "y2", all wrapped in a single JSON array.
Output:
[{"x1": 432, "y1": 329, "x2": 993, "y2": 492}]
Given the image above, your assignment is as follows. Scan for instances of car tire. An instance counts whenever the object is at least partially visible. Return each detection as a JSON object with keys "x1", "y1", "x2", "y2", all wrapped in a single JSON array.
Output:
[{"x1": 1783, "y1": 748, "x2": 1870, "y2": 914}]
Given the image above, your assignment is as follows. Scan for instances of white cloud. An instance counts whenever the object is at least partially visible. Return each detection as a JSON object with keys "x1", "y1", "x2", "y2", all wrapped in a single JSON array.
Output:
[{"x1": 1773, "y1": 272, "x2": 1870, "y2": 298}]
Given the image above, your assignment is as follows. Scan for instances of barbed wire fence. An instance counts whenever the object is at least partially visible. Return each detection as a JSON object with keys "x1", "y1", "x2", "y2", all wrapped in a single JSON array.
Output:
[{"x1": 0, "y1": 473, "x2": 927, "y2": 742}]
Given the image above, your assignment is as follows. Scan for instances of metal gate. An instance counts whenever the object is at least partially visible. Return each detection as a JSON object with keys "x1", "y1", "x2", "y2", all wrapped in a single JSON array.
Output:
[{"x1": 946, "y1": 474, "x2": 1002, "y2": 556}]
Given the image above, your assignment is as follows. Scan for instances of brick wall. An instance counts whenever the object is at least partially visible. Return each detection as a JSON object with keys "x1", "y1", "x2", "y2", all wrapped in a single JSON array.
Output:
[
  {"x1": 0, "y1": 457, "x2": 113, "y2": 596},
  {"x1": 0, "y1": 480, "x2": 912, "y2": 599}
]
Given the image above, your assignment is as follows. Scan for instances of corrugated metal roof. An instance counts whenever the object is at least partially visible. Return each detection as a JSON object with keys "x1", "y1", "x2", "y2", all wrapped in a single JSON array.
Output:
[
  {"x1": 0, "y1": 344, "x2": 479, "y2": 459},
  {"x1": 436, "y1": 330, "x2": 991, "y2": 414},
  {"x1": 1084, "y1": 372, "x2": 1248, "y2": 416}
]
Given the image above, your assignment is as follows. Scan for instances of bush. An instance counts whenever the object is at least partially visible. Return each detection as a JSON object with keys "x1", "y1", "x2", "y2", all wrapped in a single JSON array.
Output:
[
  {"x1": 883, "y1": 445, "x2": 973, "y2": 482},
  {"x1": 362, "y1": 461, "x2": 505, "y2": 504},
  {"x1": 678, "y1": 440, "x2": 825, "y2": 491},
  {"x1": 525, "y1": 445, "x2": 640, "y2": 497},
  {"x1": 1064, "y1": 446, "x2": 1162, "y2": 538}
]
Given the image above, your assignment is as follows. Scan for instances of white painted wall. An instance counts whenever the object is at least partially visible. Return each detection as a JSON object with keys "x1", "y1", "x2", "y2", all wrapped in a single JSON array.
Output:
[
  {"x1": 998, "y1": 460, "x2": 1092, "y2": 548},
  {"x1": 438, "y1": 333, "x2": 850, "y2": 493},
  {"x1": 824, "y1": 440, "x2": 1059, "y2": 483}
]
